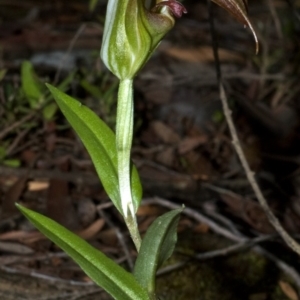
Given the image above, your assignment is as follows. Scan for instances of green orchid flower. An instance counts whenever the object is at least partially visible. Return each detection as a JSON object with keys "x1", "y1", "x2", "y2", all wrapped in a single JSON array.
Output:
[{"x1": 100, "y1": 0, "x2": 187, "y2": 80}]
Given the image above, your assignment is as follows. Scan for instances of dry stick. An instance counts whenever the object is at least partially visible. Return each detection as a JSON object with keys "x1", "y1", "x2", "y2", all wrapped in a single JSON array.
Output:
[
  {"x1": 0, "y1": 265, "x2": 95, "y2": 286},
  {"x1": 219, "y1": 83, "x2": 300, "y2": 256},
  {"x1": 143, "y1": 197, "x2": 242, "y2": 242},
  {"x1": 6, "y1": 128, "x2": 30, "y2": 155},
  {"x1": 206, "y1": 0, "x2": 300, "y2": 256},
  {"x1": 266, "y1": 0, "x2": 283, "y2": 39},
  {"x1": 97, "y1": 209, "x2": 134, "y2": 270},
  {"x1": 0, "y1": 165, "x2": 99, "y2": 185},
  {"x1": 0, "y1": 110, "x2": 36, "y2": 140}
]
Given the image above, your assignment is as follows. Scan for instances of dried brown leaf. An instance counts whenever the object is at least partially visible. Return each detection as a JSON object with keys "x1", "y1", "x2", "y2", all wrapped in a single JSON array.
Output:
[
  {"x1": 220, "y1": 194, "x2": 275, "y2": 233},
  {"x1": 178, "y1": 136, "x2": 208, "y2": 154},
  {"x1": 3, "y1": 177, "x2": 27, "y2": 216},
  {"x1": 151, "y1": 121, "x2": 180, "y2": 144},
  {"x1": 161, "y1": 46, "x2": 244, "y2": 63},
  {"x1": 279, "y1": 281, "x2": 299, "y2": 300},
  {"x1": 76, "y1": 218, "x2": 105, "y2": 240},
  {"x1": 136, "y1": 205, "x2": 164, "y2": 216},
  {"x1": 28, "y1": 180, "x2": 49, "y2": 191},
  {"x1": 47, "y1": 178, "x2": 79, "y2": 230},
  {"x1": 0, "y1": 230, "x2": 43, "y2": 242},
  {"x1": 155, "y1": 147, "x2": 175, "y2": 167}
]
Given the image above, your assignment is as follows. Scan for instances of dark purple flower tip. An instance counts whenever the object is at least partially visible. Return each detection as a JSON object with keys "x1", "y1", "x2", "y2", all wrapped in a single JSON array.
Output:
[{"x1": 154, "y1": 0, "x2": 188, "y2": 18}]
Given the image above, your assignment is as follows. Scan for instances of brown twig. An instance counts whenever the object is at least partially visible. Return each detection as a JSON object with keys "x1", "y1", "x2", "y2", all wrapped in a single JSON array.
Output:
[
  {"x1": 97, "y1": 209, "x2": 134, "y2": 270},
  {"x1": 0, "y1": 165, "x2": 99, "y2": 184},
  {"x1": 0, "y1": 111, "x2": 36, "y2": 140},
  {"x1": 0, "y1": 265, "x2": 95, "y2": 286},
  {"x1": 266, "y1": 0, "x2": 283, "y2": 39},
  {"x1": 219, "y1": 82, "x2": 300, "y2": 256},
  {"x1": 6, "y1": 128, "x2": 30, "y2": 156},
  {"x1": 206, "y1": 0, "x2": 300, "y2": 257},
  {"x1": 143, "y1": 197, "x2": 242, "y2": 242}
]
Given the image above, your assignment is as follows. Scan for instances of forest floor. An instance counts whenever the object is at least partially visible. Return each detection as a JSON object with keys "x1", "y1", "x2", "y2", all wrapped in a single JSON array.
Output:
[{"x1": 1, "y1": 0, "x2": 300, "y2": 299}]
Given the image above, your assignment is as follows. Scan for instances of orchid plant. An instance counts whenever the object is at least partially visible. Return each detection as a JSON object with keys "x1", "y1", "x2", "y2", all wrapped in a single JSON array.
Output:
[{"x1": 16, "y1": 0, "x2": 257, "y2": 299}]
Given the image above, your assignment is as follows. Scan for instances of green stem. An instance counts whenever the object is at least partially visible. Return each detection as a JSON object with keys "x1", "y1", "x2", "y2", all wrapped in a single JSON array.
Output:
[
  {"x1": 116, "y1": 79, "x2": 141, "y2": 251},
  {"x1": 125, "y1": 211, "x2": 141, "y2": 252}
]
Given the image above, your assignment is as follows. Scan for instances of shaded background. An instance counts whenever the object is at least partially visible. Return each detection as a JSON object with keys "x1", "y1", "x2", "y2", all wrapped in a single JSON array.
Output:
[{"x1": 1, "y1": 0, "x2": 300, "y2": 299}]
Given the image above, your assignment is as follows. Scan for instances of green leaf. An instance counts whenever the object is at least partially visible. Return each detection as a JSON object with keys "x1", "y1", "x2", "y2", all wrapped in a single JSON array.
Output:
[
  {"x1": 89, "y1": 0, "x2": 99, "y2": 12},
  {"x1": 17, "y1": 205, "x2": 149, "y2": 300},
  {"x1": 46, "y1": 84, "x2": 142, "y2": 215},
  {"x1": 42, "y1": 72, "x2": 75, "y2": 120},
  {"x1": 0, "y1": 146, "x2": 6, "y2": 160},
  {"x1": 3, "y1": 159, "x2": 21, "y2": 168},
  {"x1": 80, "y1": 79, "x2": 103, "y2": 99},
  {"x1": 43, "y1": 102, "x2": 58, "y2": 120},
  {"x1": 133, "y1": 209, "x2": 182, "y2": 294},
  {"x1": 21, "y1": 61, "x2": 44, "y2": 108},
  {"x1": 0, "y1": 69, "x2": 7, "y2": 81},
  {"x1": 56, "y1": 71, "x2": 76, "y2": 92}
]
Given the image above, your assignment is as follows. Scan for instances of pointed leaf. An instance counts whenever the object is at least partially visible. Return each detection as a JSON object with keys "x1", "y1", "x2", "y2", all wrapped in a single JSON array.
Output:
[
  {"x1": 46, "y1": 84, "x2": 142, "y2": 215},
  {"x1": 211, "y1": 0, "x2": 258, "y2": 53},
  {"x1": 133, "y1": 209, "x2": 182, "y2": 294},
  {"x1": 17, "y1": 204, "x2": 149, "y2": 300},
  {"x1": 21, "y1": 61, "x2": 44, "y2": 108}
]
